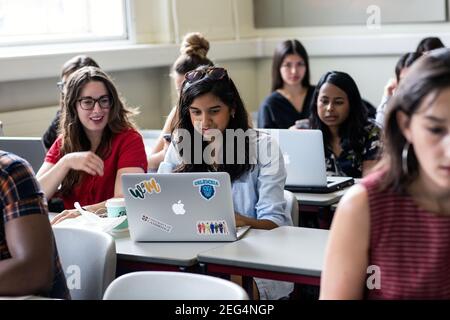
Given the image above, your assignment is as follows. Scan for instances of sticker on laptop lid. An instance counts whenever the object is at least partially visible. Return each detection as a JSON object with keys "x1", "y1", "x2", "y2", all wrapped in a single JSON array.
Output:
[
  {"x1": 141, "y1": 214, "x2": 172, "y2": 233},
  {"x1": 128, "y1": 178, "x2": 161, "y2": 200},
  {"x1": 196, "y1": 220, "x2": 229, "y2": 235},
  {"x1": 193, "y1": 178, "x2": 220, "y2": 201}
]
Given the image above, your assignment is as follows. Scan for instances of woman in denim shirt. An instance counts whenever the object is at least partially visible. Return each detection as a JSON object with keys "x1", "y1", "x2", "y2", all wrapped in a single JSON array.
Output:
[{"x1": 159, "y1": 65, "x2": 293, "y2": 299}]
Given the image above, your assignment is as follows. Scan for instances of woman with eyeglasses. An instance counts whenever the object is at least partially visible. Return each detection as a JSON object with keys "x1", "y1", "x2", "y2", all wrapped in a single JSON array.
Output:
[
  {"x1": 320, "y1": 49, "x2": 450, "y2": 299},
  {"x1": 257, "y1": 39, "x2": 315, "y2": 129},
  {"x1": 42, "y1": 55, "x2": 100, "y2": 150},
  {"x1": 159, "y1": 65, "x2": 294, "y2": 300},
  {"x1": 37, "y1": 66, "x2": 147, "y2": 224},
  {"x1": 147, "y1": 32, "x2": 214, "y2": 171}
]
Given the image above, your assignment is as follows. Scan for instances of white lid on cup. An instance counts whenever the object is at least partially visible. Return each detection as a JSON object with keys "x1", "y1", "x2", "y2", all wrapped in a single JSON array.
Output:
[{"x1": 105, "y1": 197, "x2": 125, "y2": 208}]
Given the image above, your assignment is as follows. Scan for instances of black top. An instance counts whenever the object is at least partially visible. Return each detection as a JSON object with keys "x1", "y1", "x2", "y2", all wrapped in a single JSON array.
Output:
[
  {"x1": 42, "y1": 110, "x2": 61, "y2": 150},
  {"x1": 257, "y1": 86, "x2": 315, "y2": 129}
]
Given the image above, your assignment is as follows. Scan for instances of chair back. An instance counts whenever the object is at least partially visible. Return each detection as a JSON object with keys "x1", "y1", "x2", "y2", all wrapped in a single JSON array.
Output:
[
  {"x1": 53, "y1": 226, "x2": 116, "y2": 300},
  {"x1": 284, "y1": 190, "x2": 299, "y2": 226},
  {"x1": 103, "y1": 271, "x2": 249, "y2": 300}
]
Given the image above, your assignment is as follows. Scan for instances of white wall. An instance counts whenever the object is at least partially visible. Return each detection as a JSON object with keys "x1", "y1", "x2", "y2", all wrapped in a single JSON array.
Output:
[{"x1": 1, "y1": 0, "x2": 449, "y2": 136}]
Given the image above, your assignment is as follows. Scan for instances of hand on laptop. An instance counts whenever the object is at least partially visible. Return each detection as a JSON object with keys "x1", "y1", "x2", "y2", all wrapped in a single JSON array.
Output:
[
  {"x1": 62, "y1": 151, "x2": 104, "y2": 176},
  {"x1": 234, "y1": 212, "x2": 247, "y2": 227}
]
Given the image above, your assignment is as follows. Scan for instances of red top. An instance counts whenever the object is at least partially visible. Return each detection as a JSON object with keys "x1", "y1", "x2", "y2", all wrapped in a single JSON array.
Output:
[
  {"x1": 362, "y1": 171, "x2": 450, "y2": 299},
  {"x1": 45, "y1": 129, "x2": 147, "y2": 209}
]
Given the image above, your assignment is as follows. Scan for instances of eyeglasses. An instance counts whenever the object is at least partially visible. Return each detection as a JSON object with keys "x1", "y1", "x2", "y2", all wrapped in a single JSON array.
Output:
[
  {"x1": 56, "y1": 81, "x2": 65, "y2": 92},
  {"x1": 184, "y1": 67, "x2": 228, "y2": 84},
  {"x1": 77, "y1": 95, "x2": 112, "y2": 110}
]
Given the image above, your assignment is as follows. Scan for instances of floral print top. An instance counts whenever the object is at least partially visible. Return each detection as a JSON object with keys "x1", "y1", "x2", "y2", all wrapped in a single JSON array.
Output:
[{"x1": 325, "y1": 121, "x2": 381, "y2": 178}]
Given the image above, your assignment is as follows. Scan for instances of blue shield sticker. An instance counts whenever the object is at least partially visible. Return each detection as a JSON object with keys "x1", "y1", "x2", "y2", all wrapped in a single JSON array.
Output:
[
  {"x1": 193, "y1": 178, "x2": 220, "y2": 201},
  {"x1": 200, "y1": 184, "x2": 215, "y2": 200}
]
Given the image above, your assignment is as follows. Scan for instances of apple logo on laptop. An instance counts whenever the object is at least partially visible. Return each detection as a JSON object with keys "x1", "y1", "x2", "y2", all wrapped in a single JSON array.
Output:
[
  {"x1": 172, "y1": 200, "x2": 186, "y2": 215},
  {"x1": 283, "y1": 153, "x2": 291, "y2": 165}
]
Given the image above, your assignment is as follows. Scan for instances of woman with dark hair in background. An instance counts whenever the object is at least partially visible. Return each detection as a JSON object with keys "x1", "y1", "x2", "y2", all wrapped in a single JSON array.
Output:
[
  {"x1": 147, "y1": 32, "x2": 214, "y2": 171},
  {"x1": 257, "y1": 39, "x2": 315, "y2": 129},
  {"x1": 320, "y1": 48, "x2": 450, "y2": 299},
  {"x1": 297, "y1": 71, "x2": 381, "y2": 178},
  {"x1": 376, "y1": 52, "x2": 421, "y2": 126},
  {"x1": 43, "y1": 55, "x2": 100, "y2": 150}
]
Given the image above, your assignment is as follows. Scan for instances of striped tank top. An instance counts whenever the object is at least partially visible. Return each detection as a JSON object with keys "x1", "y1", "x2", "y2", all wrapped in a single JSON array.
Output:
[{"x1": 362, "y1": 171, "x2": 450, "y2": 299}]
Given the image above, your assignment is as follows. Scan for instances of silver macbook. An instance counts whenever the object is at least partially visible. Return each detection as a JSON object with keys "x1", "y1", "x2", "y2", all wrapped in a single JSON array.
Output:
[
  {"x1": 0, "y1": 137, "x2": 46, "y2": 173},
  {"x1": 262, "y1": 129, "x2": 354, "y2": 193},
  {"x1": 122, "y1": 172, "x2": 249, "y2": 242}
]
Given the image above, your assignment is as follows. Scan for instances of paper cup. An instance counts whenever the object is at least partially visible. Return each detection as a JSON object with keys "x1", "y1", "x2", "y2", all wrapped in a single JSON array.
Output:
[{"x1": 105, "y1": 197, "x2": 128, "y2": 230}]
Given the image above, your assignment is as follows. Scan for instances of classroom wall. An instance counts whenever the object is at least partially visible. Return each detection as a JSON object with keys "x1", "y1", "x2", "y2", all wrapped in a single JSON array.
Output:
[{"x1": 0, "y1": 0, "x2": 449, "y2": 136}]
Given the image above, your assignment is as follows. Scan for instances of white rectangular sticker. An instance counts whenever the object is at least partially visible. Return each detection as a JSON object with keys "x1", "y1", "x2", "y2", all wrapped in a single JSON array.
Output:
[{"x1": 141, "y1": 214, "x2": 172, "y2": 233}]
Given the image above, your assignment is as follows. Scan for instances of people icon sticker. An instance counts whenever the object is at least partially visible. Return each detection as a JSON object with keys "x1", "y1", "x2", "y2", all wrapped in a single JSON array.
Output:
[{"x1": 196, "y1": 220, "x2": 228, "y2": 235}]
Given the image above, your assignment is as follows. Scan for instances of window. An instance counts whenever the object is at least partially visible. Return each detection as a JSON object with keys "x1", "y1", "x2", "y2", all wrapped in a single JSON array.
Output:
[{"x1": 0, "y1": 0, "x2": 128, "y2": 46}]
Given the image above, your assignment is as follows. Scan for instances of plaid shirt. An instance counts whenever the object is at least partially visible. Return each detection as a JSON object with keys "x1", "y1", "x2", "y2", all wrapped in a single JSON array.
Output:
[{"x1": 0, "y1": 151, "x2": 70, "y2": 299}]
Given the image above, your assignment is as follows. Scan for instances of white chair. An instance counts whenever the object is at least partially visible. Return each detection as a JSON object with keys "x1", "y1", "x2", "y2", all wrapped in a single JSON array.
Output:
[
  {"x1": 52, "y1": 226, "x2": 116, "y2": 300},
  {"x1": 284, "y1": 190, "x2": 299, "y2": 227},
  {"x1": 103, "y1": 271, "x2": 249, "y2": 300}
]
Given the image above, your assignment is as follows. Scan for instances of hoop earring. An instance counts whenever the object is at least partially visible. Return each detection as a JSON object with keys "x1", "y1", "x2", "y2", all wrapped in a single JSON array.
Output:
[{"x1": 402, "y1": 142, "x2": 411, "y2": 176}]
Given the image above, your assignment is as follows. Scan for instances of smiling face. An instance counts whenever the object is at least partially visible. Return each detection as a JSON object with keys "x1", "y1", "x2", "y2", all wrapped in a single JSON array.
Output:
[
  {"x1": 317, "y1": 82, "x2": 350, "y2": 129},
  {"x1": 399, "y1": 86, "x2": 450, "y2": 191},
  {"x1": 189, "y1": 92, "x2": 233, "y2": 139},
  {"x1": 76, "y1": 80, "x2": 110, "y2": 138},
  {"x1": 279, "y1": 54, "x2": 306, "y2": 87}
]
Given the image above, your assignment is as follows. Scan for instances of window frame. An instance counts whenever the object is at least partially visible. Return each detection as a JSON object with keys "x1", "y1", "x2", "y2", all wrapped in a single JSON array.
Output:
[{"x1": 0, "y1": 0, "x2": 132, "y2": 48}]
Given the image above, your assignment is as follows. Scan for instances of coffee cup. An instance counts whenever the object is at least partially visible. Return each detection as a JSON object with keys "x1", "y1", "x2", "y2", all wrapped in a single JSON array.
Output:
[{"x1": 105, "y1": 197, "x2": 128, "y2": 231}]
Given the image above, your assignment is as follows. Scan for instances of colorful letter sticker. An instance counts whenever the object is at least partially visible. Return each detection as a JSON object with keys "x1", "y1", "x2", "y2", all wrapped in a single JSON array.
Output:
[
  {"x1": 141, "y1": 214, "x2": 172, "y2": 233},
  {"x1": 128, "y1": 178, "x2": 161, "y2": 200},
  {"x1": 193, "y1": 178, "x2": 220, "y2": 201},
  {"x1": 196, "y1": 220, "x2": 229, "y2": 235}
]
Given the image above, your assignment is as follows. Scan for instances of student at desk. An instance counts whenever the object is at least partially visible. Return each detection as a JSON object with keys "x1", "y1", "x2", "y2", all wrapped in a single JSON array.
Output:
[
  {"x1": 294, "y1": 71, "x2": 381, "y2": 178},
  {"x1": 158, "y1": 65, "x2": 293, "y2": 299},
  {"x1": 37, "y1": 67, "x2": 147, "y2": 224},
  {"x1": 320, "y1": 49, "x2": 450, "y2": 299},
  {"x1": 0, "y1": 151, "x2": 69, "y2": 299},
  {"x1": 257, "y1": 39, "x2": 315, "y2": 129}
]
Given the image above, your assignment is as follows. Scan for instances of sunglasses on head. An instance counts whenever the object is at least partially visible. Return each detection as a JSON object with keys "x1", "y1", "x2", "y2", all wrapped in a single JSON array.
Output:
[{"x1": 184, "y1": 67, "x2": 228, "y2": 84}]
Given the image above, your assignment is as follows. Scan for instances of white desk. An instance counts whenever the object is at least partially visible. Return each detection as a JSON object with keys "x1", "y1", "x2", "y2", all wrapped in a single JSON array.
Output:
[
  {"x1": 294, "y1": 188, "x2": 347, "y2": 207},
  {"x1": 114, "y1": 229, "x2": 261, "y2": 272},
  {"x1": 198, "y1": 226, "x2": 329, "y2": 298}
]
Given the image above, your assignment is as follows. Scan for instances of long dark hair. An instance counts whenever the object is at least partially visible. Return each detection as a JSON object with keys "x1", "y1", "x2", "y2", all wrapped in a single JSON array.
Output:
[
  {"x1": 271, "y1": 39, "x2": 311, "y2": 91},
  {"x1": 309, "y1": 71, "x2": 368, "y2": 155},
  {"x1": 379, "y1": 48, "x2": 450, "y2": 192},
  {"x1": 173, "y1": 66, "x2": 254, "y2": 181},
  {"x1": 59, "y1": 66, "x2": 138, "y2": 195}
]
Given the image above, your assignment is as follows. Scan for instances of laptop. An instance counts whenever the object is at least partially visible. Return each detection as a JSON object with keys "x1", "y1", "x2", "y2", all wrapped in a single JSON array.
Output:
[
  {"x1": 0, "y1": 137, "x2": 46, "y2": 173},
  {"x1": 262, "y1": 129, "x2": 354, "y2": 193},
  {"x1": 122, "y1": 172, "x2": 250, "y2": 242}
]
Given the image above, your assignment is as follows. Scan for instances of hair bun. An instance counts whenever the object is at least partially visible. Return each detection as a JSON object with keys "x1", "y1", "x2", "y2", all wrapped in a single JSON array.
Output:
[{"x1": 180, "y1": 32, "x2": 210, "y2": 59}]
